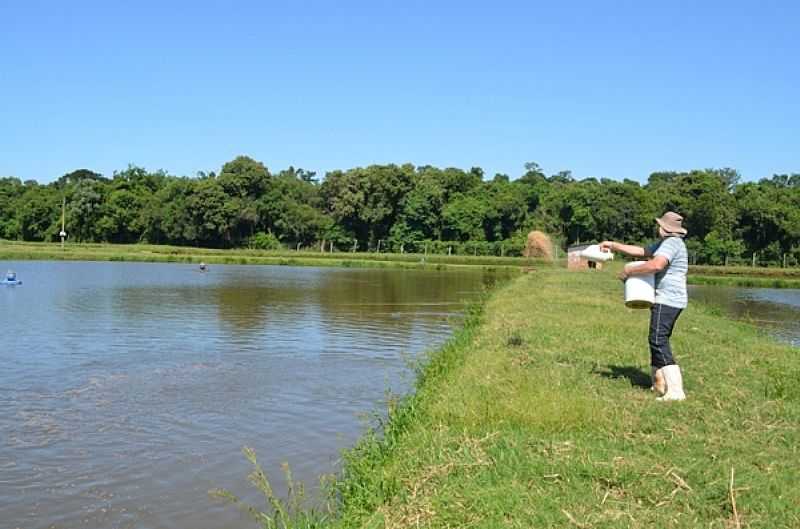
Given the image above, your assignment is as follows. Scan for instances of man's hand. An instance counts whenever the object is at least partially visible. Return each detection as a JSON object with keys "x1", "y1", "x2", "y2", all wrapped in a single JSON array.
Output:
[
  {"x1": 619, "y1": 262, "x2": 638, "y2": 281},
  {"x1": 599, "y1": 241, "x2": 614, "y2": 253}
]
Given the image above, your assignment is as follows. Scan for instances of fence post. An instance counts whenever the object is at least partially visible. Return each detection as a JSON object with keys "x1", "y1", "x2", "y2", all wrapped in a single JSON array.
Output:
[
  {"x1": 783, "y1": 253, "x2": 787, "y2": 268},
  {"x1": 377, "y1": 239, "x2": 382, "y2": 253},
  {"x1": 752, "y1": 252, "x2": 756, "y2": 267}
]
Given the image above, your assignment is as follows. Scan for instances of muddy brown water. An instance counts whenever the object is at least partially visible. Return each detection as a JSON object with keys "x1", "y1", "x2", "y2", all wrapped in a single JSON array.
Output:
[{"x1": 0, "y1": 261, "x2": 503, "y2": 529}]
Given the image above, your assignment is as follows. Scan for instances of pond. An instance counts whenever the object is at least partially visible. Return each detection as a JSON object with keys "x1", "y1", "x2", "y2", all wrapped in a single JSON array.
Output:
[
  {"x1": 689, "y1": 285, "x2": 800, "y2": 347},
  {"x1": 0, "y1": 261, "x2": 502, "y2": 529}
]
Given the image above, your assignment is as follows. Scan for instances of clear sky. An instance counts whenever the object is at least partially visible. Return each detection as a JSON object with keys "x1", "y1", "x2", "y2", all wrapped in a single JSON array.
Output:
[{"x1": 1, "y1": 1, "x2": 798, "y2": 184}]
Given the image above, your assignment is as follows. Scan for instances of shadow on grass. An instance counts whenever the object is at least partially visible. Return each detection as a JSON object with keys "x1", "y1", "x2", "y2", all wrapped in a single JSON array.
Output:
[{"x1": 595, "y1": 365, "x2": 651, "y2": 389}]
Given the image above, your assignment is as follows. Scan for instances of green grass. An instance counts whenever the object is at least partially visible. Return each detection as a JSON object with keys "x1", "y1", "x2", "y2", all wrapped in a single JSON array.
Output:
[
  {"x1": 0, "y1": 240, "x2": 544, "y2": 271},
  {"x1": 243, "y1": 267, "x2": 799, "y2": 528},
  {"x1": 690, "y1": 265, "x2": 800, "y2": 279},
  {"x1": 688, "y1": 275, "x2": 800, "y2": 289}
]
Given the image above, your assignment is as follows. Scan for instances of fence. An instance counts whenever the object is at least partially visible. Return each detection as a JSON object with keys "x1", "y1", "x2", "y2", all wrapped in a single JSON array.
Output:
[{"x1": 282, "y1": 239, "x2": 565, "y2": 259}]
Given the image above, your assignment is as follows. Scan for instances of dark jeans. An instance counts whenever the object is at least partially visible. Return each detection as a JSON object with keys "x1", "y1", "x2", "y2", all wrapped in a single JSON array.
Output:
[{"x1": 649, "y1": 303, "x2": 683, "y2": 368}]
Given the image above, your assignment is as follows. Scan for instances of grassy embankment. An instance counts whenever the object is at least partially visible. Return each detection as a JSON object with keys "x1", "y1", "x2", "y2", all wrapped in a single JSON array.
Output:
[
  {"x1": 688, "y1": 265, "x2": 800, "y2": 289},
  {"x1": 247, "y1": 267, "x2": 799, "y2": 528},
  {"x1": 4, "y1": 240, "x2": 799, "y2": 286},
  {"x1": 0, "y1": 240, "x2": 531, "y2": 271}
]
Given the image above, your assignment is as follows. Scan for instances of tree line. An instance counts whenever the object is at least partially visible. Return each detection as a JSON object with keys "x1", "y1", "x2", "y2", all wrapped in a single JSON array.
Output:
[{"x1": 1, "y1": 156, "x2": 798, "y2": 265}]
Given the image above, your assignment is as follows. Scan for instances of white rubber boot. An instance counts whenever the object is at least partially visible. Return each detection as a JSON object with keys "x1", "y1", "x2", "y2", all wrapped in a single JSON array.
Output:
[
  {"x1": 651, "y1": 366, "x2": 666, "y2": 396},
  {"x1": 656, "y1": 364, "x2": 686, "y2": 401}
]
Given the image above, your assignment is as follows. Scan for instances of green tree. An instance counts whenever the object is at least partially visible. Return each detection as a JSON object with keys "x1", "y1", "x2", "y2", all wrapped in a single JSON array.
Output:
[
  {"x1": 649, "y1": 169, "x2": 737, "y2": 241},
  {"x1": 321, "y1": 164, "x2": 414, "y2": 248},
  {"x1": 393, "y1": 167, "x2": 447, "y2": 243},
  {"x1": 442, "y1": 193, "x2": 489, "y2": 242},
  {"x1": 218, "y1": 156, "x2": 271, "y2": 244},
  {"x1": 189, "y1": 177, "x2": 236, "y2": 246},
  {"x1": 67, "y1": 178, "x2": 107, "y2": 242},
  {"x1": 483, "y1": 178, "x2": 527, "y2": 240},
  {"x1": 218, "y1": 156, "x2": 270, "y2": 199},
  {"x1": 18, "y1": 185, "x2": 60, "y2": 241},
  {"x1": 144, "y1": 178, "x2": 197, "y2": 245},
  {"x1": 0, "y1": 177, "x2": 24, "y2": 239}
]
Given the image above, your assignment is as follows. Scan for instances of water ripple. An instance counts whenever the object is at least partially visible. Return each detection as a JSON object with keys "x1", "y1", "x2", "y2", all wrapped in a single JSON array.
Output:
[{"x1": 0, "y1": 261, "x2": 495, "y2": 528}]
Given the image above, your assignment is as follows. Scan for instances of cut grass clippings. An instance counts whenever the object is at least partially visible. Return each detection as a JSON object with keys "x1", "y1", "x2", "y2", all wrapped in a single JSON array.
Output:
[{"x1": 309, "y1": 268, "x2": 799, "y2": 528}]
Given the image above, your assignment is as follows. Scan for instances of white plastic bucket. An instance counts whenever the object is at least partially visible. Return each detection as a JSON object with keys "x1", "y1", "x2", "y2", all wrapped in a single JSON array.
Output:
[{"x1": 624, "y1": 262, "x2": 655, "y2": 309}]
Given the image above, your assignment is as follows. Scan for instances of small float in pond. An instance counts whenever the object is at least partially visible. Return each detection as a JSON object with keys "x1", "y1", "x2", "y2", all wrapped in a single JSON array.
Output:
[
  {"x1": 2, "y1": 270, "x2": 22, "y2": 286},
  {"x1": 198, "y1": 262, "x2": 208, "y2": 272}
]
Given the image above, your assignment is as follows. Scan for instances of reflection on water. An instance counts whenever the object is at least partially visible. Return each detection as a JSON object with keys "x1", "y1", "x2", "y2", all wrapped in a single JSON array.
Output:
[
  {"x1": 0, "y1": 261, "x2": 502, "y2": 529},
  {"x1": 689, "y1": 285, "x2": 800, "y2": 347}
]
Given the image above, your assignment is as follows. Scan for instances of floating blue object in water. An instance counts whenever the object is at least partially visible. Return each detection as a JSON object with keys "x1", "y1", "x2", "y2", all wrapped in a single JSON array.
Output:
[{"x1": 3, "y1": 270, "x2": 22, "y2": 286}]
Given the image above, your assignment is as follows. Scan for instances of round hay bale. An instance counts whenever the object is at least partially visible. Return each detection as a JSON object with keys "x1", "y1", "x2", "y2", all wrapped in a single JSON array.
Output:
[{"x1": 523, "y1": 231, "x2": 554, "y2": 261}]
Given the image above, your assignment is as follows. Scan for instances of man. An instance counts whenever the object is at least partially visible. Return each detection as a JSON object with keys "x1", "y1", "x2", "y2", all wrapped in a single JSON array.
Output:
[{"x1": 600, "y1": 211, "x2": 689, "y2": 401}]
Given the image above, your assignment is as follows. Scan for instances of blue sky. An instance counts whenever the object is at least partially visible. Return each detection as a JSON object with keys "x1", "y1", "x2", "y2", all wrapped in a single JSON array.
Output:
[{"x1": 1, "y1": 1, "x2": 798, "y2": 183}]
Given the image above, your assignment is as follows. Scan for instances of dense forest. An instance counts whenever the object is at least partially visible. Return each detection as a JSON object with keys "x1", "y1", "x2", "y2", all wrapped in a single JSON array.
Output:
[{"x1": 1, "y1": 156, "x2": 799, "y2": 265}]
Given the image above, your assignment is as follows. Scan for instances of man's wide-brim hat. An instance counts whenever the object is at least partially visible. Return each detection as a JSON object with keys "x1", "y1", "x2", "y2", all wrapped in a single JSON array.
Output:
[{"x1": 656, "y1": 211, "x2": 687, "y2": 235}]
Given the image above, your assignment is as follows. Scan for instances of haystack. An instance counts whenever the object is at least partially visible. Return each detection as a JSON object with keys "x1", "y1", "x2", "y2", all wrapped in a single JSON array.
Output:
[{"x1": 523, "y1": 230, "x2": 554, "y2": 261}]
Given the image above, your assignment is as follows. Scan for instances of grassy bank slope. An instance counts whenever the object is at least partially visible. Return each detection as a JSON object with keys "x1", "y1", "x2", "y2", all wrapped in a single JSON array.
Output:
[
  {"x1": 326, "y1": 269, "x2": 799, "y2": 528},
  {"x1": 687, "y1": 264, "x2": 800, "y2": 289},
  {"x1": 0, "y1": 240, "x2": 533, "y2": 270},
  {"x1": 690, "y1": 265, "x2": 800, "y2": 279},
  {"x1": 688, "y1": 275, "x2": 800, "y2": 289}
]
